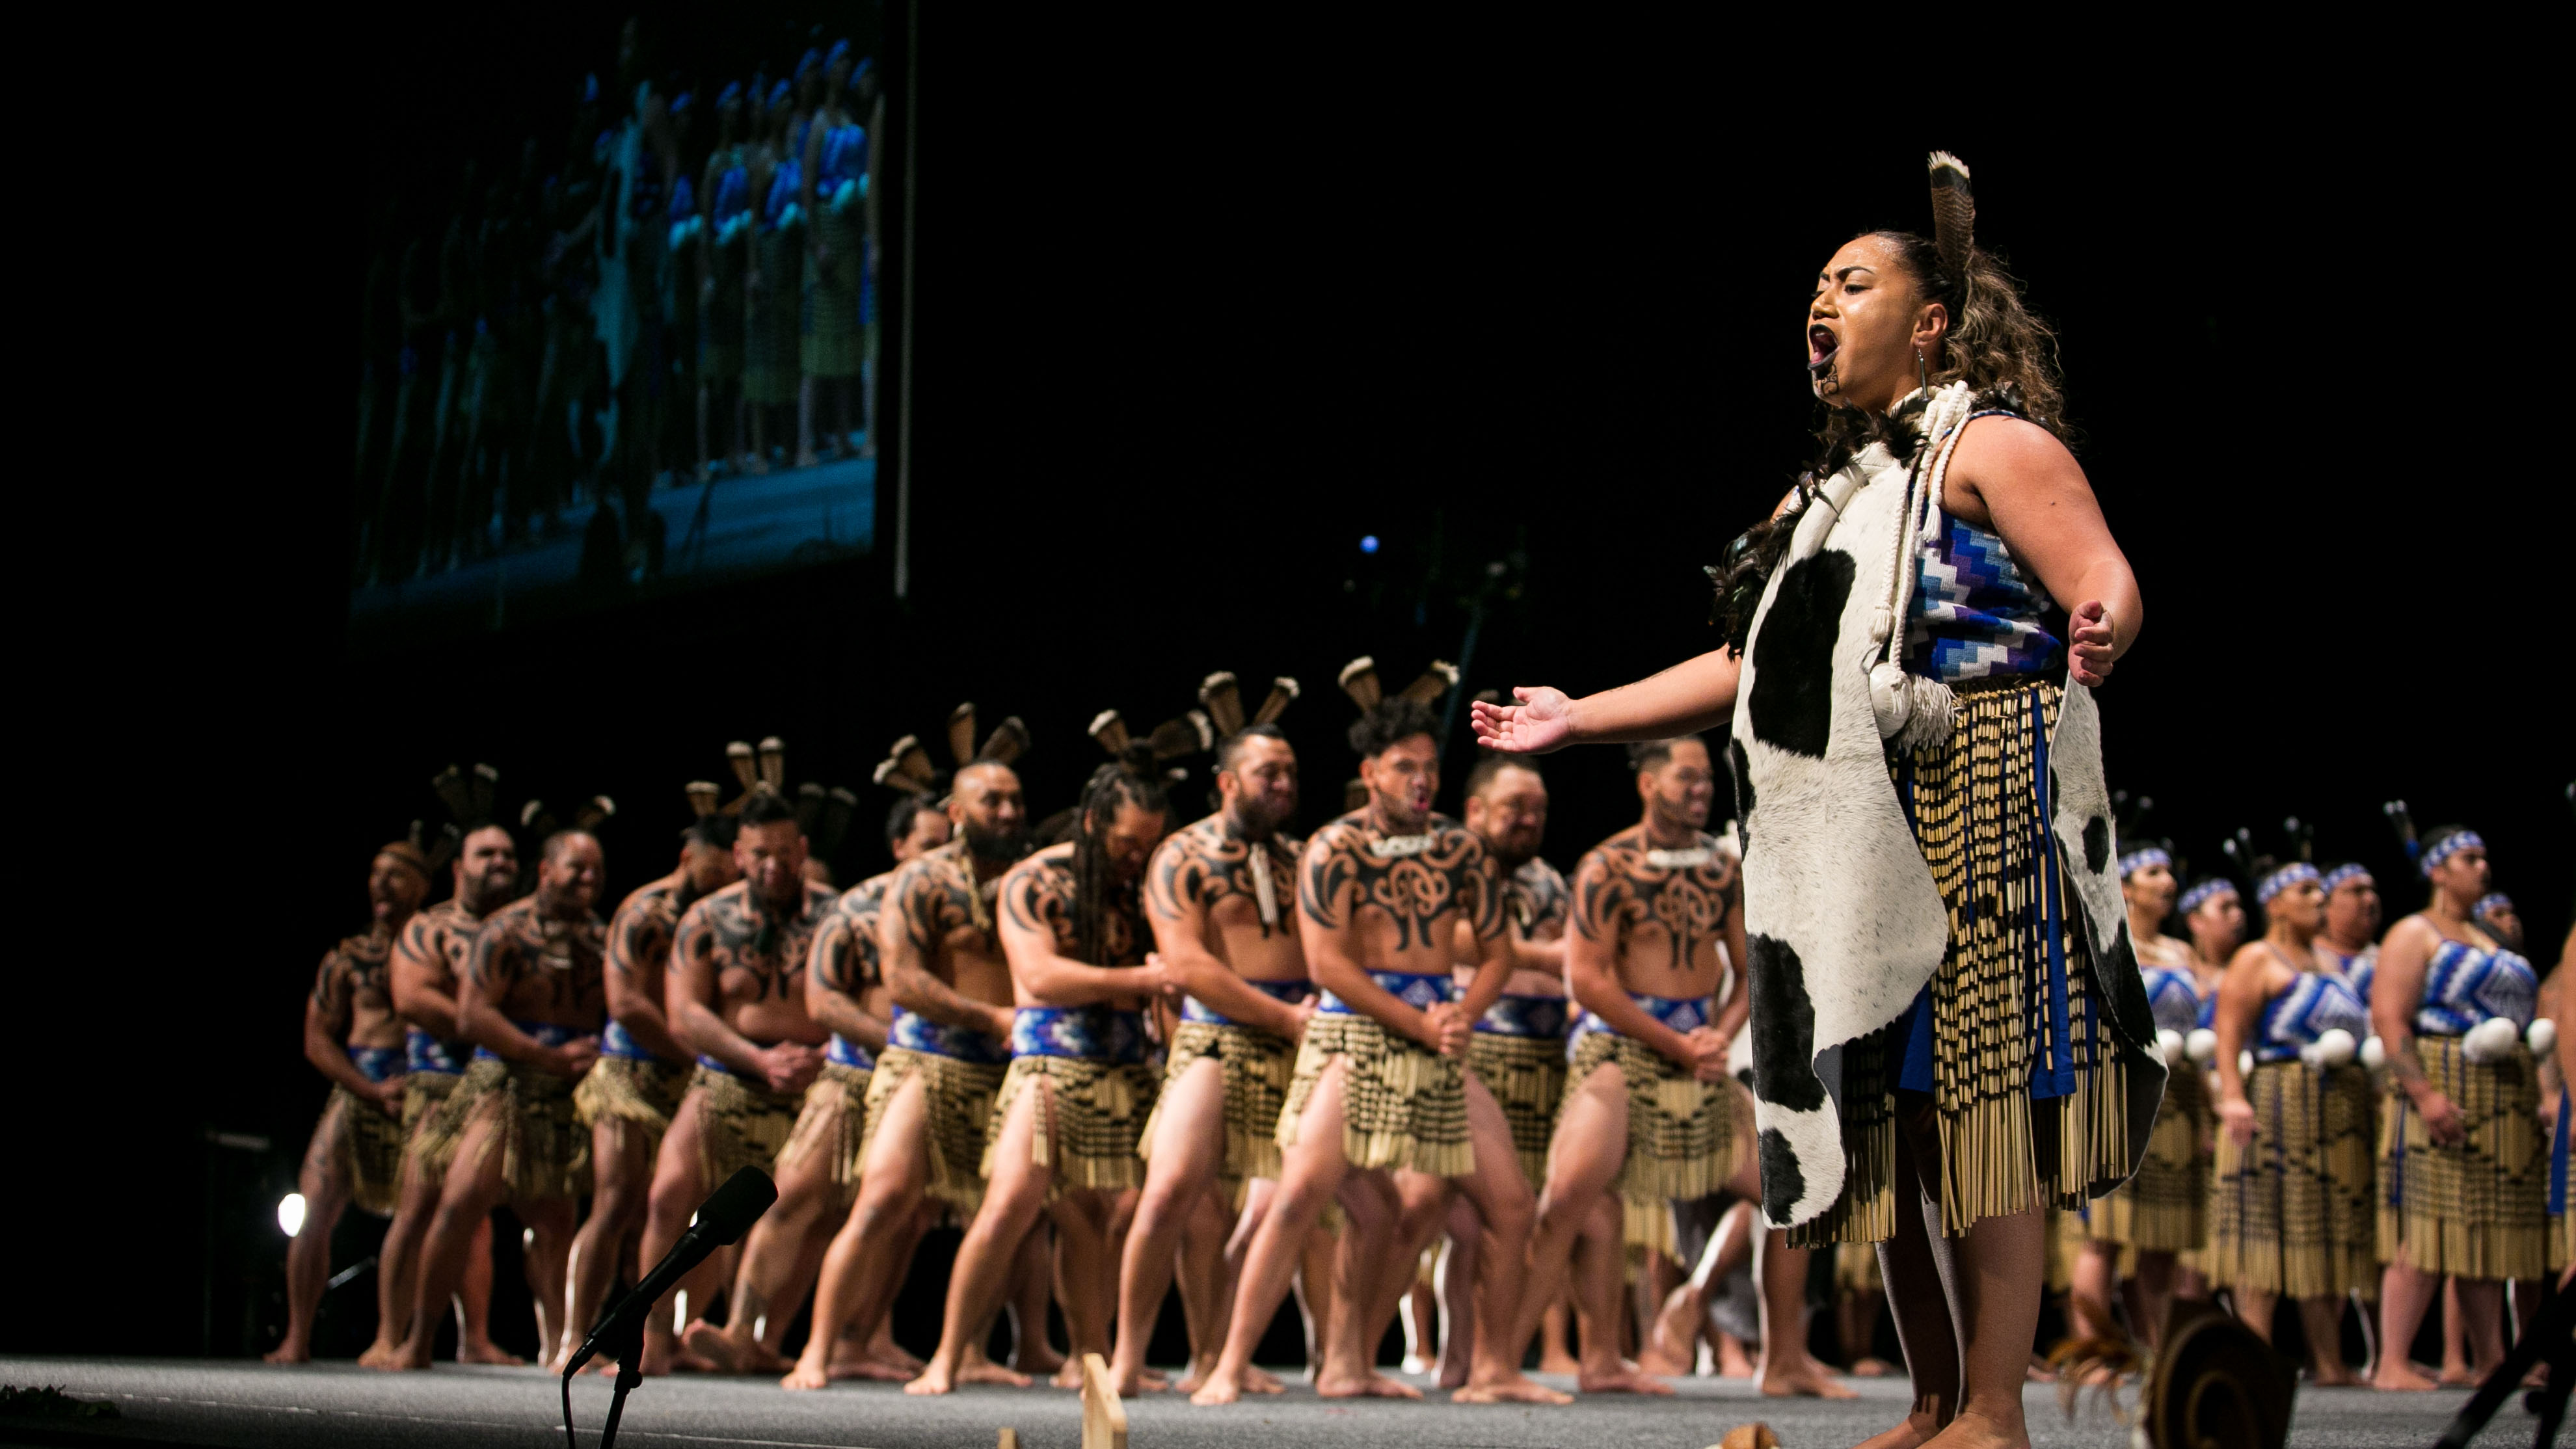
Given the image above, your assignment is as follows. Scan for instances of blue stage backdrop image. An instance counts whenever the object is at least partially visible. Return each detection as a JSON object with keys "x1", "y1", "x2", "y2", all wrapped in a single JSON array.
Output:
[{"x1": 347, "y1": 6, "x2": 889, "y2": 648}]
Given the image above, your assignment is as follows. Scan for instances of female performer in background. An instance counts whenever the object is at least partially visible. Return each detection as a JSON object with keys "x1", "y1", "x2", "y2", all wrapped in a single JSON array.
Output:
[
  {"x1": 2368, "y1": 828, "x2": 2547, "y2": 1390},
  {"x1": 2068, "y1": 847, "x2": 2205, "y2": 1351},
  {"x1": 1473, "y1": 152, "x2": 2152, "y2": 1449},
  {"x1": 2206, "y1": 863, "x2": 2371, "y2": 1385}
]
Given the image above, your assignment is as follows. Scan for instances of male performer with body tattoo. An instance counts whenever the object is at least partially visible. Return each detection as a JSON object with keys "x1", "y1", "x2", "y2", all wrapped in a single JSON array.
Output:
[
  {"x1": 387, "y1": 831, "x2": 610, "y2": 1370},
  {"x1": 1194, "y1": 697, "x2": 1567, "y2": 1407},
  {"x1": 784, "y1": 762, "x2": 1031, "y2": 1391},
  {"x1": 556, "y1": 815, "x2": 740, "y2": 1371},
  {"x1": 1413, "y1": 754, "x2": 1595, "y2": 1385},
  {"x1": 267, "y1": 842, "x2": 432, "y2": 1363},
  {"x1": 907, "y1": 758, "x2": 1174, "y2": 1395},
  {"x1": 1108, "y1": 724, "x2": 1319, "y2": 1394},
  {"x1": 1527, "y1": 738, "x2": 1845, "y2": 1398},
  {"x1": 688, "y1": 802, "x2": 950, "y2": 1377},
  {"x1": 634, "y1": 791, "x2": 835, "y2": 1374},
  {"x1": 364, "y1": 823, "x2": 520, "y2": 1368}
]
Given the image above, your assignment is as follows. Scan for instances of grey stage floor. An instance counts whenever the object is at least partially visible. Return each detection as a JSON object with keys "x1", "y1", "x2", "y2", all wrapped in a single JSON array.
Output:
[{"x1": 0, "y1": 1356, "x2": 2538, "y2": 1449}]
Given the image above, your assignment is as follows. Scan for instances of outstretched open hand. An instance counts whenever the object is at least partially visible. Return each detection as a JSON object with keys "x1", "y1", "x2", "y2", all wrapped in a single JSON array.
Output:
[
  {"x1": 1469, "y1": 687, "x2": 1574, "y2": 755},
  {"x1": 2068, "y1": 600, "x2": 2116, "y2": 686}
]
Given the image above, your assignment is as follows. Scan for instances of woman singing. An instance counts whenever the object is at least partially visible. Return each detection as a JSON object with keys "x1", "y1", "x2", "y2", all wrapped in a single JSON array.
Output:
[
  {"x1": 1473, "y1": 152, "x2": 2153, "y2": 1449},
  {"x1": 2206, "y1": 863, "x2": 2371, "y2": 1385},
  {"x1": 2368, "y1": 828, "x2": 2547, "y2": 1390}
]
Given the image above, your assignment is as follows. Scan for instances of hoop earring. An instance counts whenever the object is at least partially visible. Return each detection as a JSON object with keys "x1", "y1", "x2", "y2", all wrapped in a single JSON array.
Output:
[{"x1": 1916, "y1": 347, "x2": 1930, "y2": 395}]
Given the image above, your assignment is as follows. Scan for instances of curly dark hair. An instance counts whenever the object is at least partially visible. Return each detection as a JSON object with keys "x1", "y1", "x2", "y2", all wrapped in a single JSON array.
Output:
[
  {"x1": 1346, "y1": 697, "x2": 1442, "y2": 758},
  {"x1": 1711, "y1": 231, "x2": 2067, "y2": 652}
]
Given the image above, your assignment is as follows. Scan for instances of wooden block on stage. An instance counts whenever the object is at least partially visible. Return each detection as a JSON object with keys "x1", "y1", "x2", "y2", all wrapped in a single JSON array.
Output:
[
  {"x1": 1079, "y1": 1352, "x2": 1127, "y2": 1449},
  {"x1": 996, "y1": 1431, "x2": 1017, "y2": 1449}
]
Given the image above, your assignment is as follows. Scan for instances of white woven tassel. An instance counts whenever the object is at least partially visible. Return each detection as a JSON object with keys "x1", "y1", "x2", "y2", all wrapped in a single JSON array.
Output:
[{"x1": 1869, "y1": 660, "x2": 1955, "y2": 752}]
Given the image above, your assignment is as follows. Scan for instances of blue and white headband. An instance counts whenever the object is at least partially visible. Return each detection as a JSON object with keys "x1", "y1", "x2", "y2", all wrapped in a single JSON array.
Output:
[
  {"x1": 2179, "y1": 878, "x2": 2238, "y2": 914},
  {"x1": 2118, "y1": 846, "x2": 2171, "y2": 879},
  {"x1": 2318, "y1": 862, "x2": 2372, "y2": 896},
  {"x1": 2255, "y1": 862, "x2": 2320, "y2": 905},
  {"x1": 2421, "y1": 830, "x2": 2484, "y2": 877},
  {"x1": 2473, "y1": 892, "x2": 2514, "y2": 920}
]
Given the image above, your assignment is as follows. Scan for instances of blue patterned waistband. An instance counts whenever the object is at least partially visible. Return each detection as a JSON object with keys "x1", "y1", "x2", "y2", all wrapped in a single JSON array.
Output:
[
  {"x1": 1320, "y1": 970, "x2": 1455, "y2": 1015},
  {"x1": 828, "y1": 1034, "x2": 876, "y2": 1071},
  {"x1": 477, "y1": 1019, "x2": 583, "y2": 1061},
  {"x1": 601, "y1": 1020, "x2": 676, "y2": 1063},
  {"x1": 1475, "y1": 992, "x2": 1571, "y2": 1039},
  {"x1": 406, "y1": 1027, "x2": 465, "y2": 1076},
  {"x1": 1183, "y1": 977, "x2": 1315, "y2": 1026},
  {"x1": 889, "y1": 1006, "x2": 1013, "y2": 1065},
  {"x1": 1012, "y1": 1005, "x2": 1148, "y2": 1065},
  {"x1": 347, "y1": 1044, "x2": 405, "y2": 1083},
  {"x1": 1573, "y1": 992, "x2": 1714, "y2": 1043}
]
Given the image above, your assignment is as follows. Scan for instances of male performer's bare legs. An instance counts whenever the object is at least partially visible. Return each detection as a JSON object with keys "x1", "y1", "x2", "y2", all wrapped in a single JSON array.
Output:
[
  {"x1": 365, "y1": 1150, "x2": 509, "y2": 1367},
  {"x1": 906, "y1": 1078, "x2": 1122, "y2": 1394},
  {"x1": 267, "y1": 1095, "x2": 363, "y2": 1364},
  {"x1": 559, "y1": 1117, "x2": 652, "y2": 1370},
  {"x1": 389, "y1": 1111, "x2": 574, "y2": 1369},
  {"x1": 1112, "y1": 1053, "x2": 1278, "y2": 1395}
]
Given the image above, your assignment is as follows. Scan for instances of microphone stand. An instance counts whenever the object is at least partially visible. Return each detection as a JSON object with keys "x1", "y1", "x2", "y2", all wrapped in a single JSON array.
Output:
[{"x1": 560, "y1": 1297, "x2": 647, "y2": 1449}]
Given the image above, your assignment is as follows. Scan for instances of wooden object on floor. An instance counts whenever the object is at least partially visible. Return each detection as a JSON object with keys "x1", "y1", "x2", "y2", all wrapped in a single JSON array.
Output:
[
  {"x1": 1079, "y1": 1352, "x2": 1127, "y2": 1449},
  {"x1": 996, "y1": 1432, "x2": 1017, "y2": 1449}
]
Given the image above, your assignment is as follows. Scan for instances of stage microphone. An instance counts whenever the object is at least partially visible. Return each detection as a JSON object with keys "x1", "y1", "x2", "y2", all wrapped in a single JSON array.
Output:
[{"x1": 563, "y1": 1167, "x2": 775, "y2": 1377}]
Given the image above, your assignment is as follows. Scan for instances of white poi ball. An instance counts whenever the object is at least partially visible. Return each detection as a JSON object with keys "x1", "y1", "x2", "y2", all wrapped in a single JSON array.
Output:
[
  {"x1": 2186, "y1": 1028, "x2": 2218, "y2": 1065},
  {"x1": 2463, "y1": 1017, "x2": 2520, "y2": 1063},
  {"x1": 2158, "y1": 1029, "x2": 2186, "y2": 1065},
  {"x1": 2310, "y1": 1028, "x2": 2357, "y2": 1067},
  {"x1": 2529, "y1": 1018, "x2": 2558, "y2": 1057},
  {"x1": 2238, "y1": 1049, "x2": 2255, "y2": 1078},
  {"x1": 2361, "y1": 1035, "x2": 2386, "y2": 1070}
]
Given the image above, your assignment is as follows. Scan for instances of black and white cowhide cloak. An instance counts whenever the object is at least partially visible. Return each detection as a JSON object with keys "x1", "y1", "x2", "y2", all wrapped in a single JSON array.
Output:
[{"x1": 1728, "y1": 382, "x2": 2164, "y2": 1232}]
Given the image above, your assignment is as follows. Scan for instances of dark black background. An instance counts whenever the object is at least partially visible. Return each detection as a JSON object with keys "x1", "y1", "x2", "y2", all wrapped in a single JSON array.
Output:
[{"x1": 24, "y1": 10, "x2": 2563, "y2": 1359}]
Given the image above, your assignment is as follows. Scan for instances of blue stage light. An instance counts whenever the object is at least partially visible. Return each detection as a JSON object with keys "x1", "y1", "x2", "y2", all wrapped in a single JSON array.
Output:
[{"x1": 1360, "y1": 535, "x2": 1380, "y2": 555}]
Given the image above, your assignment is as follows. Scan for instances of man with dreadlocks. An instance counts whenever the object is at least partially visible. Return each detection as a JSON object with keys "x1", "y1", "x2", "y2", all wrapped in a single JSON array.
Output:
[
  {"x1": 267, "y1": 841, "x2": 432, "y2": 1364},
  {"x1": 386, "y1": 830, "x2": 610, "y2": 1371},
  {"x1": 364, "y1": 821, "x2": 521, "y2": 1370},
  {"x1": 906, "y1": 752, "x2": 1175, "y2": 1396},
  {"x1": 1110, "y1": 723, "x2": 1316, "y2": 1396},
  {"x1": 1476, "y1": 152, "x2": 2154, "y2": 1449},
  {"x1": 784, "y1": 760, "x2": 1030, "y2": 1392},
  {"x1": 634, "y1": 791, "x2": 836, "y2": 1375},
  {"x1": 1194, "y1": 697, "x2": 1570, "y2": 1407},
  {"x1": 555, "y1": 814, "x2": 741, "y2": 1373}
]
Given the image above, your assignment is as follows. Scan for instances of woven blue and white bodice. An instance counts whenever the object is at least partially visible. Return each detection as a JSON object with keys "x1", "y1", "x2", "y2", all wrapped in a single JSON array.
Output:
[
  {"x1": 2141, "y1": 966, "x2": 2201, "y2": 1039},
  {"x1": 2415, "y1": 938, "x2": 2537, "y2": 1036},
  {"x1": 2255, "y1": 972, "x2": 2369, "y2": 1063}
]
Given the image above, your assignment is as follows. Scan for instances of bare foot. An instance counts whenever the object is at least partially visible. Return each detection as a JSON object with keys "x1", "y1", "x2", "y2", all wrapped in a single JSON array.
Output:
[
  {"x1": 1646, "y1": 1286, "x2": 1702, "y2": 1370},
  {"x1": 903, "y1": 1361, "x2": 956, "y2": 1396},
  {"x1": 2437, "y1": 1363, "x2": 2476, "y2": 1387},
  {"x1": 1719, "y1": 1340, "x2": 1756, "y2": 1378},
  {"x1": 1918, "y1": 1406, "x2": 2027, "y2": 1449},
  {"x1": 1240, "y1": 1365, "x2": 1284, "y2": 1394},
  {"x1": 1316, "y1": 1367, "x2": 1424, "y2": 1400},
  {"x1": 1632, "y1": 1344, "x2": 1693, "y2": 1378},
  {"x1": 1762, "y1": 1357, "x2": 1859, "y2": 1399},
  {"x1": 684, "y1": 1321, "x2": 794, "y2": 1375},
  {"x1": 2372, "y1": 1360, "x2": 2442, "y2": 1390},
  {"x1": 1190, "y1": 1366, "x2": 1245, "y2": 1405},
  {"x1": 956, "y1": 1357, "x2": 1032, "y2": 1388},
  {"x1": 2024, "y1": 1353, "x2": 2056, "y2": 1383},
  {"x1": 371, "y1": 1339, "x2": 435, "y2": 1372},
  {"x1": 2310, "y1": 1361, "x2": 2365, "y2": 1388},
  {"x1": 1852, "y1": 1415, "x2": 1939, "y2": 1449},
  {"x1": 1538, "y1": 1346, "x2": 1583, "y2": 1376},
  {"x1": 1850, "y1": 1356, "x2": 1895, "y2": 1377},
  {"x1": 457, "y1": 1338, "x2": 524, "y2": 1366},
  {"x1": 356, "y1": 1340, "x2": 400, "y2": 1370},
  {"x1": 1451, "y1": 1373, "x2": 1574, "y2": 1405},
  {"x1": 781, "y1": 1357, "x2": 831, "y2": 1391},
  {"x1": 1576, "y1": 1362, "x2": 1675, "y2": 1395},
  {"x1": 1438, "y1": 1353, "x2": 1473, "y2": 1390},
  {"x1": 1012, "y1": 1340, "x2": 1067, "y2": 1376},
  {"x1": 262, "y1": 1342, "x2": 310, "y2": 1365},
  {"x1": 1051, "y1": 1358, "x2": 1084, "y2": 1390}
]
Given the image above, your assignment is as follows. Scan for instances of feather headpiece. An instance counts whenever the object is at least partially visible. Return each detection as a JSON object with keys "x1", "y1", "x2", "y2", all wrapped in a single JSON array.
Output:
[
  {"x1": 1927, "y1": 151, "x2": 1974, "y2": 280},
  {"x1": 1198, "y1": 670, "x2": 1300, "y2": 741}
]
